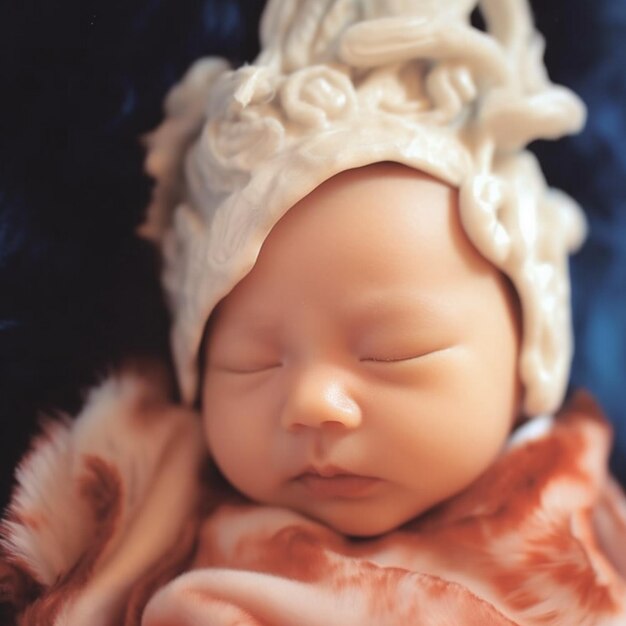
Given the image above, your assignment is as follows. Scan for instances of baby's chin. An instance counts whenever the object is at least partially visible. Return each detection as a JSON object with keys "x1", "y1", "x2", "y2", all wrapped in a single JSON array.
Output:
[{"x1": 294, "y1": 498, "x2": 434, "y2": 538}]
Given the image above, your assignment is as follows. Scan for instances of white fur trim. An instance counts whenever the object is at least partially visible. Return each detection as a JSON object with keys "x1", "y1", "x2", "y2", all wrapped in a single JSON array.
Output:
[{"x1": 1, "y1": 369, "x2": 204, "y2": 596}]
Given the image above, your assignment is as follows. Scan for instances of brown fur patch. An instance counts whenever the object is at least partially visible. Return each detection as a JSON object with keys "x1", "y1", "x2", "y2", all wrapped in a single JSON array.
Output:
[{"x1": 18, "y1": 454, "x2": 123, "y2": 625}]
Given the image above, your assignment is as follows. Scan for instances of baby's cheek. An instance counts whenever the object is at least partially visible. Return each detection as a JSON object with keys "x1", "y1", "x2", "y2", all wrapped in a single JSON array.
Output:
[
  {"x1": 366, "y1": 360, "x2": 511, "y2": 498},
  {"x1": 202, "y1": 387, "x2": 278, "y2": 500}
]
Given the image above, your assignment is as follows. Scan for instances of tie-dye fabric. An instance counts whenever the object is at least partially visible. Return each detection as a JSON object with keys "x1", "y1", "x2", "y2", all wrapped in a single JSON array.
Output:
[{"x1": 1, "y1": 373, "x2": 625, "y2": 625}]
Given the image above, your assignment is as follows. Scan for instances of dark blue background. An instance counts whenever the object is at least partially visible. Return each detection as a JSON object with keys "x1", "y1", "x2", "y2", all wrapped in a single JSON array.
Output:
[{"x1": 0, "y1": 1, "x2": 624, "y2": 510}]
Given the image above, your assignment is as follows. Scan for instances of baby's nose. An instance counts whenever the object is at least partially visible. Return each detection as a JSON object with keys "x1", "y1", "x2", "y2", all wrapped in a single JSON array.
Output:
[{"x1": 280, "y1": 368, "x2": 362, "y2": 431}]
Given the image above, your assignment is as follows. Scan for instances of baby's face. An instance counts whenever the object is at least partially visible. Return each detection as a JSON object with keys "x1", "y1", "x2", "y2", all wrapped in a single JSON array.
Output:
[{"x1": 202, "y1": 163, "x2": 521, "y2": 536}]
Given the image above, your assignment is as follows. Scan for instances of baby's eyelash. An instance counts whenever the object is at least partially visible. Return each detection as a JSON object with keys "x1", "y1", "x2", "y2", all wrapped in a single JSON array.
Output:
[
  {"x1": 216, "y1": 362, "x2": 283, "y2": 374},
  {"x1": 360, "y1": 354, "x2": 424, "y2": 363},
  {"x1": 360, "y1": 346, "x2": 456, "y2": 363}
]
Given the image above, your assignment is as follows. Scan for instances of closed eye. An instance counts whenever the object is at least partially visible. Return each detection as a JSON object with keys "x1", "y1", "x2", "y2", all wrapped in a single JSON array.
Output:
[
  {"x1": 359, "y1": 346, "x2": 455, "y2": 363},
  {"x1": 213, "y1": 362, "x2": 283, "y2": 374}
]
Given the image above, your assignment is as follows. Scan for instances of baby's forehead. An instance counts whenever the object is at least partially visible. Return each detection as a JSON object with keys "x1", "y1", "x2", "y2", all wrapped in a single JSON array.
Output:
[
  {"x1": 272, "y1": 163, "x2": 446, "y2": 230},
  {"x1": 255, "y1": 164, "x2": 484, "y2": 272},
  {"x1": 215, "y1": 163, "x2": 503, "y2": 319}
]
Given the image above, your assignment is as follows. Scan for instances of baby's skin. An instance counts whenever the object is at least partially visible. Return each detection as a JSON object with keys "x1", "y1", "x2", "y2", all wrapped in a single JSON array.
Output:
[{"x1": 202, "y1": 162, "x2": 522, "y2": 537}]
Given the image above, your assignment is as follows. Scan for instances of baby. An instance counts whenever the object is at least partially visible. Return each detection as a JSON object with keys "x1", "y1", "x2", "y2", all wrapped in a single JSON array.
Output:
[
  {"x1": 200, "y1": 163, "x2": 521, "y2": 538},
  {"x1": 2, "y1": 1, "x2": 626, "y2": 625}
]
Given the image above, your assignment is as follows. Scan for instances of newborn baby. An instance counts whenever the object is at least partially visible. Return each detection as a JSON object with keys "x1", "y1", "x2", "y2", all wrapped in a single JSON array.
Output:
[
  {"x1": 201, "y1": 163, "x2": 521, "y2": 538},
  {"x1": 3, "y1": 142, "x2": 626, "y2": 626}
]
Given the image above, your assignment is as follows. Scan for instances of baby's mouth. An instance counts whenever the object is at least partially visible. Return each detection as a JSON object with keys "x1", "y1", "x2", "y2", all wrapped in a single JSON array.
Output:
[{"x1": 294, "y1": 465, "x2": 382, "y2": 499}]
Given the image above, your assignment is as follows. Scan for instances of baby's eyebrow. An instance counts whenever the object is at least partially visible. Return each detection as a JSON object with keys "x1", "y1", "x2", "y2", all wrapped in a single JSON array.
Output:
[
  {"x1": 343, "y1": 290, "x2": 457, "y2": 327},
  {"x1": 216, "y1": 314, "x2": 282, "y2": 339}
]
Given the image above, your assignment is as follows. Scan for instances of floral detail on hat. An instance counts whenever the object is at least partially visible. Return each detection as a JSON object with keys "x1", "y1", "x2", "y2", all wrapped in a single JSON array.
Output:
[
  {"x1": 203, "y1": 113, "x2": 284, "y2": 180},
  {"x1": 281, "y1": 65, "x2": 357, "y2": 128}
]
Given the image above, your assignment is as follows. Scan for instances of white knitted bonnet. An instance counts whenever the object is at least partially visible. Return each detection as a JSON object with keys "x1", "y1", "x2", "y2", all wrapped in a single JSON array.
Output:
[{"x1": 142, "y1": 0, "x2": 586, "y2": 415}]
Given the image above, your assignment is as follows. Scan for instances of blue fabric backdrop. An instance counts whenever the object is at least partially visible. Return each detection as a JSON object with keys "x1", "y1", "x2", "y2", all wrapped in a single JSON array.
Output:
[
  {"x1": 0, "y1": 0, "x2": 624, "y2": 509},
  {"x1": 530, "y1": 1, "x2": 626, "y2": 481}
]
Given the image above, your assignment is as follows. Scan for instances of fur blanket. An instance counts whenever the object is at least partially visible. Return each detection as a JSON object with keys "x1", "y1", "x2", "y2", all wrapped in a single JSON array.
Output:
[{"x1": 1, "y1": 371, "x2": 626, "y2": 625}]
